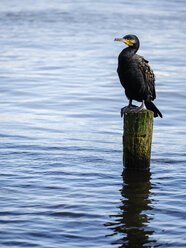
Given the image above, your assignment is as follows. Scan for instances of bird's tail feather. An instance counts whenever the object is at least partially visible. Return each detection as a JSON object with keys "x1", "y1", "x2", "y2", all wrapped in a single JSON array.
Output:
[{"x1": 145, "y1": 101, "x2": 163, "y2": 118}]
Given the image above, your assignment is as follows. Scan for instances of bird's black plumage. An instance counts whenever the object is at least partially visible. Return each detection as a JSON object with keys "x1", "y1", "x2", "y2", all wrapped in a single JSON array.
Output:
[{"x1": 115, "y1": 34, "x2": 162, "y2": 118}]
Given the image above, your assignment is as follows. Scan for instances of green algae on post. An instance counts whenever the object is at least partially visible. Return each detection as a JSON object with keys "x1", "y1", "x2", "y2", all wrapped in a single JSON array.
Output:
[{"x1": 123, "y1": 109, "x2": 154, "y2": 170}]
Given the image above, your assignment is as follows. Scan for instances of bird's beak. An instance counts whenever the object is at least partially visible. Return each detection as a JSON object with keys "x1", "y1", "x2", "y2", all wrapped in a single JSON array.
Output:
[{"x1": 114, "y1": 38, "x2": 126, "y2": 43}]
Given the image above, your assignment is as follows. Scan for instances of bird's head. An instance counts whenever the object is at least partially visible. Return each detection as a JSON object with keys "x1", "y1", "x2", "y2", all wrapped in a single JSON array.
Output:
[{"x1": 114, "y1": 34, "x2": 139, "y2": 47}]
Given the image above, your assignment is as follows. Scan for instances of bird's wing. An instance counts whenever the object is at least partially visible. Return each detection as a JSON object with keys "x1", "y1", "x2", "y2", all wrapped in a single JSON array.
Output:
[{"x1": 135, "y1": 54, "x2": 156, "y2": 100}]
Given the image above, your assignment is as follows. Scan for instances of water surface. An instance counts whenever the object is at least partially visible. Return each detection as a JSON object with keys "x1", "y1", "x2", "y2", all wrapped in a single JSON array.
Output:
[{"x1": 0, "y1": 0, "x2": 186, "y2": 247}]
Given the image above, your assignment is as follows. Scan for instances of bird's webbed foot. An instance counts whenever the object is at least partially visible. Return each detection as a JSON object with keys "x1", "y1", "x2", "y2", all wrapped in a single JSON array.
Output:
[
  {"x1": 121, "y1": 101, "x2": 145, "y2": 117},
  {"x1": 132, "y1": 101, "x2": 145, "y2": 113},
  {"x1": 121, "y1": 104, "x2": 137, "y2": 117}
]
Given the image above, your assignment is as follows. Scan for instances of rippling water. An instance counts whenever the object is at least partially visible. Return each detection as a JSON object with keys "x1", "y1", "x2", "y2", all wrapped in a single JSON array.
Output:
[{"x1": 0, "y1": 0, "x2": 186, "y2": 247}]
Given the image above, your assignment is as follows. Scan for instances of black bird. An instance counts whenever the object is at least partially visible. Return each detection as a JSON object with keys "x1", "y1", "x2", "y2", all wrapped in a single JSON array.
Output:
[{"x1": 115, "y1": 34, "x2": 162, "y2": 118}]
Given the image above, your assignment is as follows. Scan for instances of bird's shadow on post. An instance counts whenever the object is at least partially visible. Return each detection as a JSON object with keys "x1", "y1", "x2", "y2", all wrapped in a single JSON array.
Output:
[{"x1": 105, "y1": 169, "x2": 159, "y2": 247}]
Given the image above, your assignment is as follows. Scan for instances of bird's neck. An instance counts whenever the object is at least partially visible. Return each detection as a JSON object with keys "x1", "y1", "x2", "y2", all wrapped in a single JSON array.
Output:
[{"x1": 119, "y1": 46, "x2": 139, "y2": 61}]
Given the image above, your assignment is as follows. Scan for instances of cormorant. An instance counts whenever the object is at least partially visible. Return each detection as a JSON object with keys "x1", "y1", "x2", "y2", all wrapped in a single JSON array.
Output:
[{"x1": 114, "y1": 34, "x2": 162, "y2": 118}]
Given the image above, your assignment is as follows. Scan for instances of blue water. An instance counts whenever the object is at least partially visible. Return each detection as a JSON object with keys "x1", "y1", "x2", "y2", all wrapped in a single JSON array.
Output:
[{"x1": 0, "y1": 0, "x2": 186, "y2": 247}]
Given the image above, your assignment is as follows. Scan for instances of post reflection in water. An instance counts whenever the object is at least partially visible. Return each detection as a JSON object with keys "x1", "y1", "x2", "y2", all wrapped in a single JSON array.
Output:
[{"x1": 105, "y1": 169, "x2": 158, "y2": 247}]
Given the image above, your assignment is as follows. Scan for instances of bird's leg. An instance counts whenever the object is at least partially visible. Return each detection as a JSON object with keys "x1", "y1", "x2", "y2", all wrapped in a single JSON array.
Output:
[
  {"x1": 133, "y1": 100, "x2": 145, "y2": 113},
  {"x1": 121, "y1": 99, "x2": 137, "y2": 117}
]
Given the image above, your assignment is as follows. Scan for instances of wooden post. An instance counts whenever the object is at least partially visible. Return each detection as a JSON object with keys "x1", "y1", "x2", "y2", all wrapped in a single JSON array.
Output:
[{"x1": 123, "y1": 109, "x2": 153, "y2": 170}]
